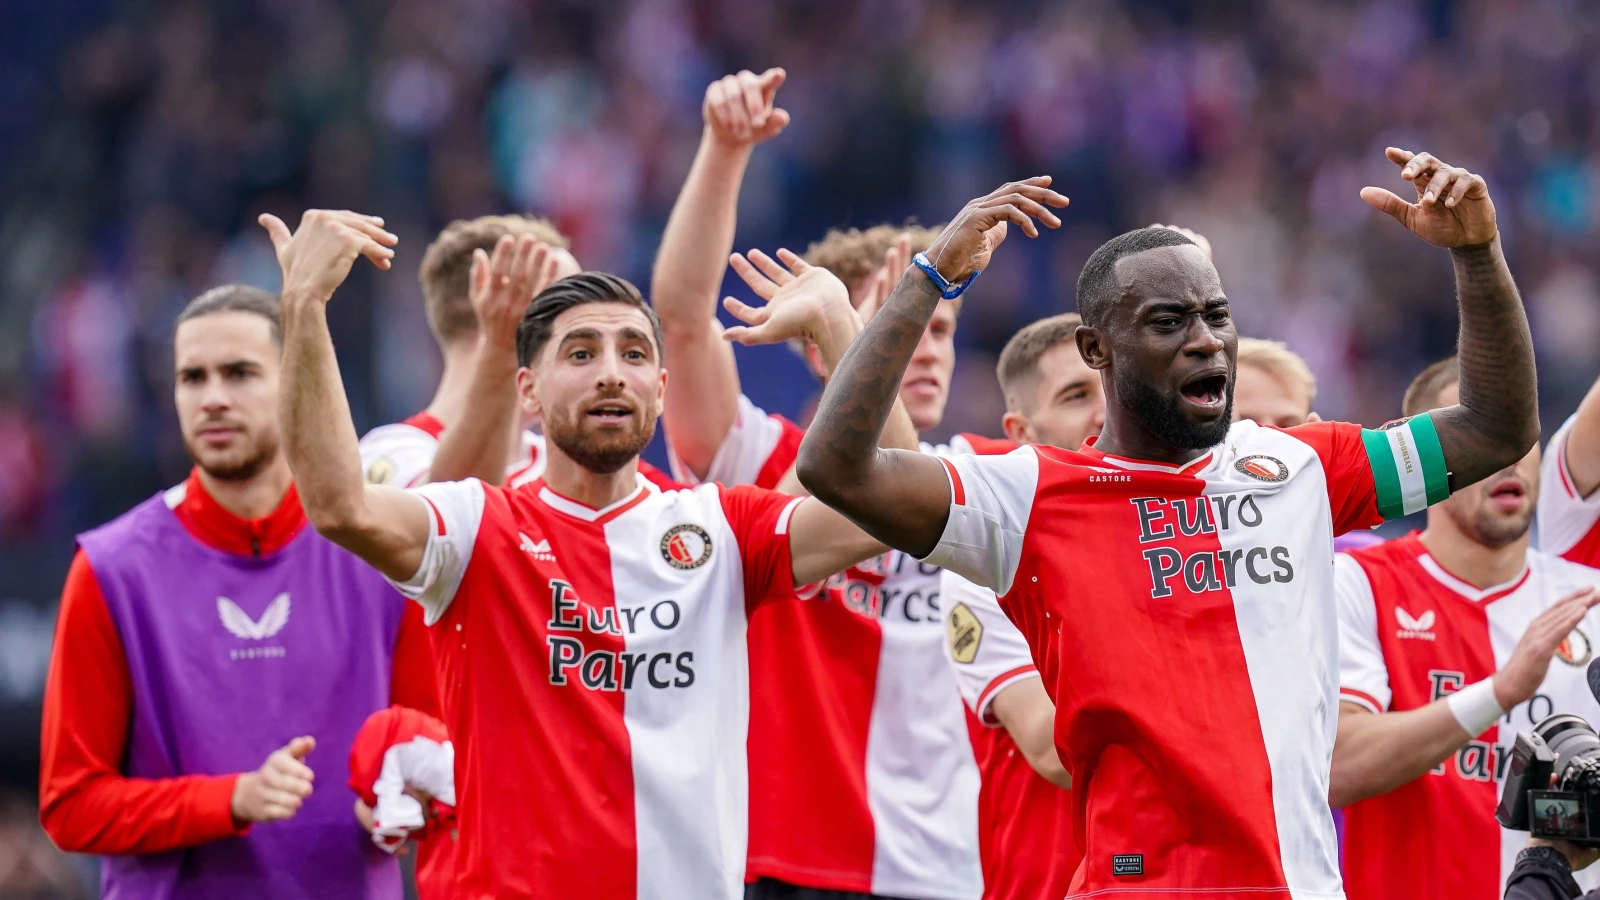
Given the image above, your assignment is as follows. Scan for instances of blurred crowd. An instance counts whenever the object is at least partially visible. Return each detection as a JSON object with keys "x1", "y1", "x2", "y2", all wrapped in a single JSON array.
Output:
[{"x1": 2, "y1": 0, "x2": 1600, "y2": 891}]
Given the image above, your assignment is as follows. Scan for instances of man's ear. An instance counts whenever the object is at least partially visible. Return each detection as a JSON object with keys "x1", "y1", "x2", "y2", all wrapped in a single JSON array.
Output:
[
  {"x1": 1001, "y1": 411, "x2": 1033, "y2": 445},
  {"x1": 516, "y1": 367, "x2": 541, "y2": 420},
  {"x1": 1076, "y1": 324, "x2": 1110, "y2": 371},
  {"x1": 655, "y1": 366, "x2": 668, "y2": 416}
]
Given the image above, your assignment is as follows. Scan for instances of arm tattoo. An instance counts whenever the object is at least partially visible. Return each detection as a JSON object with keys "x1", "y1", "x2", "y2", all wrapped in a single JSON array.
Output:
[
  {"x1": 1437, "y1": 238, "x2": 1539, "y2": 489},
  {"x1": 799, "y1": 271, "x2": 941, "y2": 502}
]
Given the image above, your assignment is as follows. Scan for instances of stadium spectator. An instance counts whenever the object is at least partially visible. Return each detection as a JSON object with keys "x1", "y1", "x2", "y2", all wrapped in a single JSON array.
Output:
[
  {"x1": 263, "y1": 207, "x2": 912, "y2": 899},
  {"x1": 1333, "y1": 357, "x2": 1600, "y2": 898},
  {"x1": 796, "y1": 151, "x2": 1539, "y2": 894},
  {"x1": 1506, "y1": 838, "x2": 1600, "y2": 899},
  {"x1": 651, "y1": 67, "x2": 983, "y2": 900},
  {"x1": 939, "y1": 311, "x2": 1098, "y2": 900},
  {"x1": 37, "y1": 285, "x2": 439, "y2": 899}
]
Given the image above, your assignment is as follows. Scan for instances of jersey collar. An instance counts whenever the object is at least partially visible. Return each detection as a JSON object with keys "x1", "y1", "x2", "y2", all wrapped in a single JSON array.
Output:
[
  {"x1": 1414, "y1": 547, "x2": 1532, "y2": 604},
  {"x1": 537, "y1": 473, "x2": 655, "y2": 524},
  {"x1": 164, "y1": 468, "x2": 308, "y2": 557},
  {"x1": 403, "y1": 410, "x2": 447, "y2": 438},
  {"x1": 1079, "y1": 435, "x2": 1215, "y2": 476}
]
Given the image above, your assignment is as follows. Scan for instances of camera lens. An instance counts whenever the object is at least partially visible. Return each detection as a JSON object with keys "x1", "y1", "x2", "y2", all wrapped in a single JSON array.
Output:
[{"x1": 1536, "y1": 714, "x2": 1600, "y2": 790}]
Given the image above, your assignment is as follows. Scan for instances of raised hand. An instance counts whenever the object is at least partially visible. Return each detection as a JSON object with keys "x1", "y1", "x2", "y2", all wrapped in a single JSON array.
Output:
[
  {"x1": 1495, "y1": 587, "x2": 1600, "y2": 709},
  {"x1": 1361, "y1": 148, "x2": 1497, "y2": 249},
  {"x1": 1149, "y1": 223, "x2": 1212, "y2": 260},
  {"x1": 259, "y1": 210, "x2": 397, "y2": 303},
  {"x1": 703, "y1": 68, "x2": 790, "y2": 147},
  {"x1": 855, "y1": 232, "x2": 913, "y2": 323},
  {"x1": 469, "y1": 234, "x2": 560, "y2": 347},
  {"x1": 921, "y1": 177, "x2": 1069, "y2": 285},
  {"x1": 722, "y1": 248, "x2": 854, "y2": 348},
  {"x1": 231, "y1": 736, "x2": 316, "y2": 824}
]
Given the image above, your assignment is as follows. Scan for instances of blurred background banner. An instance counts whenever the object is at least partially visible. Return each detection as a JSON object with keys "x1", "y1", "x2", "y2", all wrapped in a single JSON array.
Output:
[{"x1": 4, "y1": 0, "x2": 1600, "y2": 894}]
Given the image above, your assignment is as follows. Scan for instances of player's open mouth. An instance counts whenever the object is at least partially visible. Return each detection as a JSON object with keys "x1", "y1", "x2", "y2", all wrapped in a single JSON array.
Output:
[
  {"x1": 901, "y1": 375, "x2": 942, "y2": 399},
  {"x1": 1179, "y1": 372, "x2": 1229, "y2": 414},
  {"x1": 1487, "y1": 478, "x2": 1527, "y2": 512},
  {"x1": 586, "y1": 403, "x2": 633, "y2": 423}
]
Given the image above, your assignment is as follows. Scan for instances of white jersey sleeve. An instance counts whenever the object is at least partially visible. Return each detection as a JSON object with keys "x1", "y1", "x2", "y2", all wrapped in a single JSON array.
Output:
[
  {"x1": 388, "y1": 479, "x2": 487, "y2": 625},
  {"x1": 359, "y1": 423, "x2": 442, "y2": 489},
  {"x1": 922, "y1": 447, "x2": 1040, "y2": 597},
  {"x1": 1539, "y1": 414, "x2": 1600, "y2": 559},
  {"x1": 940, "y1": 569, "x2": 1040, "y2": 725},
  {"x1": 1334, "y1": 553, "x2": 1391, "y2": 714},
  {"x1": 669, "y1": 393, "x2": 790, "y2": 486}
]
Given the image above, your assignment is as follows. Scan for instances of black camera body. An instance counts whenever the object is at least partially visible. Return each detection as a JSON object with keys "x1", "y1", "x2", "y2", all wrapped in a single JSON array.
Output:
[{"x1": 1499, "y1": 714, "x2": 1600, "y2": 846}]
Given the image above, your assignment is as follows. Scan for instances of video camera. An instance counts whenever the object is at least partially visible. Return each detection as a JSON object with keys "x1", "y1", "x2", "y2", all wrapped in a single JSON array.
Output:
[{"x1": 1498, "y1": 713, "x2": 1600, "y2": 845}]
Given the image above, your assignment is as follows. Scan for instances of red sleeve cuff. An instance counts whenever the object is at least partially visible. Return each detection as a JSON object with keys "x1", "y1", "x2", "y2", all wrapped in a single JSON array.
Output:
[{"x1": 194, "y1": 773, "x2": 252, "y2": 841}]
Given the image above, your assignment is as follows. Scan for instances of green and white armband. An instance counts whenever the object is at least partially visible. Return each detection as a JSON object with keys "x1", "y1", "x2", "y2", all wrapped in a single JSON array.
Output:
[{"x1": 1361, "y1": 413, "x2": 1451, "y2": 520}]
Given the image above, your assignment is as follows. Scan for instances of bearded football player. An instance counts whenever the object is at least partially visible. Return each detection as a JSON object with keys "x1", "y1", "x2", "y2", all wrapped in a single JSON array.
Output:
[
  {"x1": 796, "y1": 149, "x2": 1540, "y2": 896},
  {"x1": 265, "y1": 207, "x2": 904, "y2": 900},
  {"x1": 1332, "y1": 357, "x2": 1600, "y2": 899}
]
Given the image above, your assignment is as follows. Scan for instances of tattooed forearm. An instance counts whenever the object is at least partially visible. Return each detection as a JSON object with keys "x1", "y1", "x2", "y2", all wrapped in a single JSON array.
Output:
[
  {"x1": 1433, "y1": 237, "x2": 1539, "y2": 489},
  {"x1": 798, "y1": 270, "x2": 942, "y2": 501}
]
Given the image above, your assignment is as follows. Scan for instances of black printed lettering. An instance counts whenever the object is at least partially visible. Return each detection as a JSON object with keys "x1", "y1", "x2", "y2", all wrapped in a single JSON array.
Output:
[
  {"x1": 1132, "y1": 498, "x2": 1175, "y2": 543},
  {"x1": 1238, "y1": 495, "x2": 1263, "y2": 527},
  {"x1": 1175, "y1": 498, "x2": 1217, "y2": 537},
  {"x1": 1183, "y1": 553, "x2": 1224, "y2": 593},
  {"x1": 650, "y1": 600, "x2": 681, "y2": 630},
  {"x1": 620, "y1": 606, "x2": 644, "y2": 633},
  {"x1": 648, "y1": 652, "x2": 675, "y2": 688},
  {"x1": 1144, "y1": 547, "x2": 1183, "y2": 598},
  {"x1": 674, "y1": 651, "x2": 696, "y2": 687},
  {"x1": 1271, "y1": 546, "x2": 1294, "y2": 583},
  {"x1": 1427, "y1": 670, "x2": 1465, "y2": 702},
  {"x1": 548, "y1": 636, "x2": 583, "y2": 684},
  {"x1": 1527, "y1": 693, "x2": 1554, "y2": 725},
  {"x1": 1218, "y1": 549, "x2": 1244, "y2": 587},
  {"x1": 1215, "y1": 495, "x2": 1236, "y2": 530},
  {"x1": 902, "y1": 590, "x2": 926, "y2": 623},
  {"x1": 1457, "y1": 741, "x2": 1493, "y2": 782},
  {"x1": 549, "y1": 580, "x2": 582, "y2": 630},
  {"x1": 581, "y1": 651, "x2": 618, "y2": 690},
  {"x1": 586, "y1": 606, "x2": 622, "y2": 635},
  {"x1": 1245, "y1": 547, "x2": 1271, "y2": 584},
  {"x1": 621, "y1": 652, "x2": 647, "y2": 689}
]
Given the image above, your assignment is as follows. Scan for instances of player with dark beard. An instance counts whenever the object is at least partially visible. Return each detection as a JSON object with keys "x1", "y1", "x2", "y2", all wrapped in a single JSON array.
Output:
[{"x1": 795, "y1": 149, "x2": 1540, "y2": 896}]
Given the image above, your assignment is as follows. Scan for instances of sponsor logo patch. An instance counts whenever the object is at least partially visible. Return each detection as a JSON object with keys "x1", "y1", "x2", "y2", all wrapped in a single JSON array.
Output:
[
  {"x1": 365, "y1": 457, "x2": 397, "y2": 485},
  {"x1": 1559, "y1": 627, "x2": 1592, "y2": 666},
  {"x1": 1234, "y1": 455, "x2": 1288, "y2": 483},
  {"x1": 1112, "y1": 854, "x2": 1144, "y2": 876},
  {"x1": 520, "y1": 532, "x2": 556, "y2": 562},
  {"x1": 660, "y1": 524, "x2": 713, "y2": 570},
  {"x1": 947, "y1": 603, "x2": 983, "y2": 664},
  {"x1": 1395, "y1": 607, "x2": 1437, "y2": 641}
]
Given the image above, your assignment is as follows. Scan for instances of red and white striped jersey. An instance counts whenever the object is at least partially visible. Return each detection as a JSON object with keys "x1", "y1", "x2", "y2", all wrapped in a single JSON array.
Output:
[
  {"x1": 1538, "y1": 414, "x2": 1600, "y2": 566},
  {"x1": 1335, "y1": 535, "x2": 1600, "y2": 899},
  {"x1": 929, "y1": 419, "x2": 1428, "y2": 897},
  {"x1": 388, "y1": 473, "x2": 804, "y2": 900},
  {"x1": 358, "y1": 411, "x2": 546, "y2": 489},
  {"x1": 940, "y1": 568, "x2": 1080, "y2": 900},
  {"x1": 671, "y1": 395, "x2": 982, "y2": 899}
]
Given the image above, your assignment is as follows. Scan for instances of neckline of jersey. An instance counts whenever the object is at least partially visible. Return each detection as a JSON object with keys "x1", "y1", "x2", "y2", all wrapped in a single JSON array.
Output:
[
  {"x1": 1079, "y1": 436, "x2": 1215, "y2": 476},
  {"x1": 403, "y1": 410, "x2": 447, "y2": 439},
  {"x1": 535, "y1": 473, "x2": 655, "y2": 523},
  {"x1": 1414, "y1": 548, "x2": 1532, "y2": 604}
]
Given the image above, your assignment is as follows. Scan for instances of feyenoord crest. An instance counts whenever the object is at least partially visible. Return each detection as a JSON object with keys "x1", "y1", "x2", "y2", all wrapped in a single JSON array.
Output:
[
  {"x1": 1558, "y1": 627, "x2": 1593, "y2": 666},
  {"x1": 1235, "y1": 455, "x2": 1289, "y2": 483},
  {"x1": 947, "y1": 603, "x2": 984, "y2": 664},
  {"x1": 660, "y1": 524, "x2": 713, "y2": 570}
]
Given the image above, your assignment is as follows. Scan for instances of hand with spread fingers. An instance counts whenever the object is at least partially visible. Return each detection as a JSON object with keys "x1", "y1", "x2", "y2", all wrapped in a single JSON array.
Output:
[
  {"x1": 259, "y1": 209, "x2": 398, "y2": 303},
  {"x1": 469, "y1": 234, "x2": 561, "y2": 347},
  {"x1": 921, "y1": 177, "x2": 1069, "y2": 286},
  {"x1": 1360, "y1": 148, "x2": 1497, "y2": 249},
  {"x1": 722, "y1": 248, "x2": 856, "y2": 353},
  {"x1": 1494, "y1": 586, "x2": 1600, "y2": 709},
  {"x1": 703, "y1": 67, "x2": 790, "y2": 147},
  {"x1": 855, "y1": 232, "x2": 913, "y2": 323}
]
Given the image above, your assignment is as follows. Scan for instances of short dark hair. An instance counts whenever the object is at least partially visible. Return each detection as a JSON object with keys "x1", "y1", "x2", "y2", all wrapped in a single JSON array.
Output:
[
  {"x1": 516, "y1": 272, "x2": 665, "y2": 368},
  {"x1": 996, "y1": 313, "x2": 1084, "y2": 411},
  {"x1": 1402, "y1": 357, "x2": 1459, "y2": 418},
  {"x1": 1075, "y1": 227, "x2": 1196, "y2": 327},
  {"x1": 175, "y1": 284, "x2": 282, "y2": 345}
]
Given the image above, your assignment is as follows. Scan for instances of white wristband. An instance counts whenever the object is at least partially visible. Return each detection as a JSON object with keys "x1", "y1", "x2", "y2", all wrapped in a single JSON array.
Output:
[{"x1": 1447, "y1": 678, "x2": 1506, "y2": 736}]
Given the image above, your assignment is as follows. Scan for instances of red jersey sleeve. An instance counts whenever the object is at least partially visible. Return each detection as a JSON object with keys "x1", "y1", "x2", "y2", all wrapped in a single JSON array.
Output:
[
  {"x1": 389, "y1": 603, "x2": 442, "y2": 719},
  {"x1": 1282, "y1": 421, "x2": 1384, "y2": 535},
  {"x1": 717, "y1": 484, "x2": 806, "y2": 611},
  {"x1": 39, "y1": 550, "x2": 248, "y2": 855}
]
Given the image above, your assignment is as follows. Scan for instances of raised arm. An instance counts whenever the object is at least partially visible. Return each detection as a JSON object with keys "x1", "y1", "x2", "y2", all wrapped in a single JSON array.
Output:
[
  {"x1": 1360, "y1": 149, "x2": 1539, "y2": 489},
  {"x1": 652, "y1": 68, "x2": 789, "y2": 479},
  {"x1": 795, "y1": 178, "x2": 1069, "y2": 556},
  {"x1": 1558, "y1": 377, "x2": 1600, "y2": 499},
  {"x1": 429, "y1": 234, "x2": 560, "y2": 485},
  {"x1": 261, "y1": 210, "x2": 431, "y2": 581}
]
